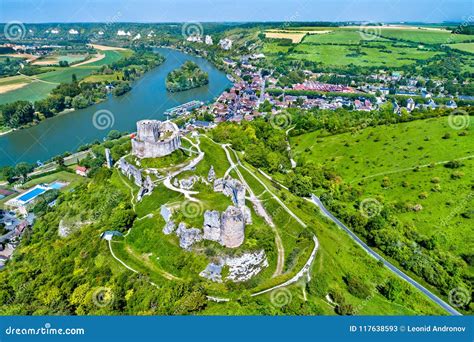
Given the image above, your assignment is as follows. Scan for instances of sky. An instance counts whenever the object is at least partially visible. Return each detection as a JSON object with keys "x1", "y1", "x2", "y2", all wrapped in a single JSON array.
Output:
[{"x1": 0, "y1": 0, "x2": 472, "y2": 23}]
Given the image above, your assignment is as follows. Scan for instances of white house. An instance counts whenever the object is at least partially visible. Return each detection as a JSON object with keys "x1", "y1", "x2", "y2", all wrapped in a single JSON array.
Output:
[
  {"x1": 219, "y1": 38, "x2": 233, "y2": 50},
  {"x1": 205, "y1": 35, "x2": 213, "y2": 45}
]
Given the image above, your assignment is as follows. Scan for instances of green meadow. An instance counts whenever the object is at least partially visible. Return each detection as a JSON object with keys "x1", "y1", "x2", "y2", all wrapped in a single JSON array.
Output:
[
  {"x1": 263, "y1": 26, "x2": 474, "y2": 69},
  {"x1": 291, "y1": 116, "x2": 473, "y2": 311},
  {"x1": 375, "y1": 28, "x2": 474, "y2": 44},
  {"x1": 449, "y1": 43, "x2": 474, "y2": 53},
  {"x1": 0, "y1": 49, "x2": 129, "y2": 105},
  {"x1": 291, "y1": 116, "x2": 473, "y2": 181}
]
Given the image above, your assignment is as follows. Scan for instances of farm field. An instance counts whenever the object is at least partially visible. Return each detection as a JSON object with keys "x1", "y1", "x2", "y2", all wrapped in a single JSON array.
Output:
[
  {"x1": 374, "y1": 28, "x2": 474, "y2": 44},
  {"x1": 32, "y1": 53, "x2": 88, "y2": 66},
  {"x1": 265, "y1": 29, "x2": 332, "y2": 44},
  {"x1": 263, "y1": 27, "x2": 448, "y2": 68},
  {"x1": 0, "y1": 49, "x2": 130, "y2": 104},
  {"x1": 290, "y1": 43, "x2": 441, "y2": 67},
  {"x1": 449, "y1": 42, "x2": 474, "y2": 53},
  {"x1": 302, "y1": 29, "x2": 387, "y2": 44}
]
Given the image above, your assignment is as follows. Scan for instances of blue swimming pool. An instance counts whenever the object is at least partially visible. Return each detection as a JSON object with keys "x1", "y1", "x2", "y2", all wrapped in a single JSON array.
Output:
[{"x1": 17, "y1": 187, "x2": 48, "y2": 203}]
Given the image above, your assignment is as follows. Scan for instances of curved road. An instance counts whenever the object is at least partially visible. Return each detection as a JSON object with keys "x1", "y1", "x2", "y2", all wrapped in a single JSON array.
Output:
[{"x1": 310, "y1": 194, "x2": 461, "y2": 316}]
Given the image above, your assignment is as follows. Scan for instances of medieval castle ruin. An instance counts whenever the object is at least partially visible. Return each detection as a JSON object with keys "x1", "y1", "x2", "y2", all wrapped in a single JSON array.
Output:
[
  {"x1": 132, "y1": 120, "x2": 181, "y2": 159},
  {"x1": 117, "y1": 158, "x2": 154, "y2": 202}
]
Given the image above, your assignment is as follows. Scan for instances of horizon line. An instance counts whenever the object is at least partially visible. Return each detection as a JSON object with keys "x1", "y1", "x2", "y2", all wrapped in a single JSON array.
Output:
[{"x1": 0, "y1": 20, "x2": 465, "y2": 25}]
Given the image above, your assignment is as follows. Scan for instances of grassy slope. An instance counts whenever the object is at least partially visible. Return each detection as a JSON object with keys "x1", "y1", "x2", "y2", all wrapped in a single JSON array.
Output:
[
  {"x1": 206, "y1": 161, "x2": 446, "y2": 315},
  {"x1": 290, "y1": 117, "x2": 473, "y2": 310},
  {"x1": 291, "y1": 116, "x2": 472, "y2": 181},
  {"x1": 114, "y1": 134, "x2": 449, "y2": 314}
]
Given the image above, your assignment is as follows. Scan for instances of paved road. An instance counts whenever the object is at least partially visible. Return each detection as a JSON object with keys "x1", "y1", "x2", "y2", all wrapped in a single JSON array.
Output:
[{"x1": 310, "y1": 194, "x2": 461, "y2": 316}]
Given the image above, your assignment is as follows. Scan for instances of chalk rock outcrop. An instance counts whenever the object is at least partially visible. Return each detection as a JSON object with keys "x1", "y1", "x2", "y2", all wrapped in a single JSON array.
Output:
[
  {"x1": 199, "y1": 259, "x2": 224, "y2": 283},
  {"x1": 214, "y1": 177, "x2": 246, "y2": 207},
  {"x1": 179, "y1": 176, "x2": 196, "y2": 190},
  {"x1": 58, "y1": 220, "x2": 90, "y2": 238},
  {"x1": 203, "y1": 210, "x2": 221, "y2": 242},
  {"x1": 225, "y1": 250, "x2": 269, "y2": 282},
  {"x1": 163, "y1": 220, "x2": 176, "y2": 235},
  {"x1": 208, "y1": 166, "x2": 216, "y2": 182},
  {"x1": 176, "y1": 222, "x2": 203, "y2": 250},
  {"x1": 221, "y1": 206, "x2": 245, "y2": 248},
  {"x1": 200, "y1": 250, "x2": 269, "y2": 283}
]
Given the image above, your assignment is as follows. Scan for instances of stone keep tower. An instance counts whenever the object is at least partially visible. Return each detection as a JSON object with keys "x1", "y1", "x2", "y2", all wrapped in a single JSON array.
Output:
[
  {"x1": 221, "y1": 206, "x2": 245, "y2": 248},
  {"x1": 132, "y1": 120, "x2": 181, "y2": 158}
]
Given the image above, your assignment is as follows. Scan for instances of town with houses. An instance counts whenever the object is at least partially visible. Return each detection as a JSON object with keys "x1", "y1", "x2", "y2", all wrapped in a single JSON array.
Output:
[
  {"x1": 0, "y1": 9, "x2": 472, "y2": 324},
  {"x1": 0, "y1": 28, "x2": 471, "y2": 269}
]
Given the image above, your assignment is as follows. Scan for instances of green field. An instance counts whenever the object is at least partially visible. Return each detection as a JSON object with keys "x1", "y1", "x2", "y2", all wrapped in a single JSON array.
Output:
[
  {"x1": 0, "y1": 49, "x2": 129, "y2": 105},
  {"x1": 291, "y1": 116, "x2": 473, "y2": 313},
  {"x1": 291, "y1": 116, "x2": 473, "y2": 181},
  {"x1": 449, "y1": 42, "x2": 474, "y2": 53},
  {"x1": 375, "y1": 28, "x2": 474, "y2": 44},
  {"x1": 290, "y1": 43, "x2": 441, "y2": 67},
  {"x1": 262, "y1": 26, "x2": 474, "y2": 70},
  {"x1": 302, "y1": 30, "x2": 387, "y2": 45}
]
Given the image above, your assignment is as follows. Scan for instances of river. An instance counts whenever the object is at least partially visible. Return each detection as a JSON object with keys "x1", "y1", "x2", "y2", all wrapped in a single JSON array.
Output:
[{"x1": 0, "y1": 48, "x2": 231, "y2": 167}]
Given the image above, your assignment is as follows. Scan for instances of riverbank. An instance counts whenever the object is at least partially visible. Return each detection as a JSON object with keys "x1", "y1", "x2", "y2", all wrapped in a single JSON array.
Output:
[
  {"x1": 0, "y1": 50, "x2": 164, "y2": 135},
  {"x1": 0, "y1": 128, "x2": 13, "y2": 137},
  {"x1": 0, "y1": 47, "x2": 232, "y2": 167}
]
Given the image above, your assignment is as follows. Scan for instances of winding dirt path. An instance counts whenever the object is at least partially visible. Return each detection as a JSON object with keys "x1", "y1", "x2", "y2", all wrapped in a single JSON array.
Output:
[{"x1": 220, "y1": 142, "x2": 286, "y2": 277}]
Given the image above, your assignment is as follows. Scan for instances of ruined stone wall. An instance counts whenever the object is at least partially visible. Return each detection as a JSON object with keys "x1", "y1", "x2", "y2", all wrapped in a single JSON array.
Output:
[
  {"x1": 132, "y1": 135, "x2": 181, "y2": 158},
  {"x1": 132, "y1": 120, "x2": 181, "y2": 158}
]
